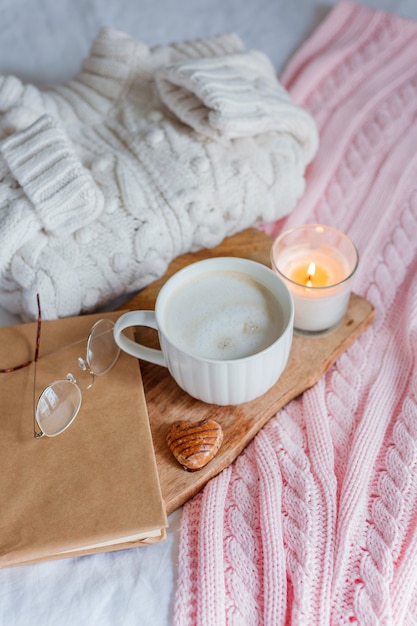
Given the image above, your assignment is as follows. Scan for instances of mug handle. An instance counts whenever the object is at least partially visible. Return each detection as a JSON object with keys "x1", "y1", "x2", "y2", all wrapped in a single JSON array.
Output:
[{"x1": 113, "y1": 311, "x2": 167, "y2": 367}]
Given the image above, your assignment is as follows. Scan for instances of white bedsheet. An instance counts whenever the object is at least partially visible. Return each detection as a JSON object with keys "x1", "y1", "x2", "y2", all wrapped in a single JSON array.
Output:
[{"x1": 1, "y1": 1, "x2": 417, "y2": 624}]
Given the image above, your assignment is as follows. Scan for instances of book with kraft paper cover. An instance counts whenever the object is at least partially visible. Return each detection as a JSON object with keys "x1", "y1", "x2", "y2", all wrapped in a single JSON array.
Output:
[{"x1": 0, "y1": 311, "x2": 167, "y2": 568}]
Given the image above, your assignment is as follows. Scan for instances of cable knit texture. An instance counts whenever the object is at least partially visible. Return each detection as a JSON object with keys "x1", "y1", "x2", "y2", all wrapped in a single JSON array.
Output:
[
  {"x1": 0, "y1": 30, "x2": 317, "y2": 320},
  {"x1": 174, "y1": 2, "x2": 417, "y2": 624}
]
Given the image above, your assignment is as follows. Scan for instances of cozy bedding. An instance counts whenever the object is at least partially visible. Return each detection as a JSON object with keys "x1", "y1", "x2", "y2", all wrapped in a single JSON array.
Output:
[
  {"x1": 176, "y1": 3, "x2": 417, "y2": 622},
  {"x1": 1, "y1": 1, "x2": 417, "y2": 625}
]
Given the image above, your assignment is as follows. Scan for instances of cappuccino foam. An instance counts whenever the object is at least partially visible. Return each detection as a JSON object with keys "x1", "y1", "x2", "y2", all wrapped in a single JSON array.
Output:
[{"x1": 164, "y1": 270, "x2": 284, "y2": 360}]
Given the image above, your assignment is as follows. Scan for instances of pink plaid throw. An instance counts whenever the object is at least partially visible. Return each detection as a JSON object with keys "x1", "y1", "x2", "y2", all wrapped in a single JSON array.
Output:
[{"x1": 174, "y1": 2, "x2": 417, "y2": 624}]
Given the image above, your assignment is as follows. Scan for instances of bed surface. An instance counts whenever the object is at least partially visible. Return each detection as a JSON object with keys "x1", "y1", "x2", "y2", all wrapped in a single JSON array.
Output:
[{"x1": 1, "y1": 1, "x2": 417, "y2": 624}]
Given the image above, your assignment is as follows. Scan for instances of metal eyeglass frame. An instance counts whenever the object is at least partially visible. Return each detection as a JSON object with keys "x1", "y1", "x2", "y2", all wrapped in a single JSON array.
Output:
[{"x1": 0, "y1": 295, "x2": 120, "y2": 438}]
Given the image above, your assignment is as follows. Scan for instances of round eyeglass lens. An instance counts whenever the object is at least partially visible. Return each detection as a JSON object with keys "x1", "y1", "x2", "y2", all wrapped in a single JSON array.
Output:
[
  {"x1": 36, "y1": 380, "x2": 82, "y2": 437},
  {"x1": 86, "y1": 319, "x2": 120, "y2": 376}
]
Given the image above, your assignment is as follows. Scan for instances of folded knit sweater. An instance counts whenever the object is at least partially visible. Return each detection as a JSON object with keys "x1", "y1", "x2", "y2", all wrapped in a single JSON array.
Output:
[{"x1": 0, "y1": 30, "x2": 317, "y2": 320}]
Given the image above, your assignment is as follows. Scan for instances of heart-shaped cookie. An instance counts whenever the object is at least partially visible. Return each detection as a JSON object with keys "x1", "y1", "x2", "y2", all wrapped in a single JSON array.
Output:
[{"x1": 166, "y1": 418, "x2": 223, "y2": 471}]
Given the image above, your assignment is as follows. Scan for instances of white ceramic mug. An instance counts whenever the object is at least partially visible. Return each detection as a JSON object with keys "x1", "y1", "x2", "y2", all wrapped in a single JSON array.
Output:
[{"x1": 113, "y1": 257, "x2": 294, "y2": 405}]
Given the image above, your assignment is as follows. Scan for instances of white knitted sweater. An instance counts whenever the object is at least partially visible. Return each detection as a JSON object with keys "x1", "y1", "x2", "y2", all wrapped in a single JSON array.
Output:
[{"x1": 0, "y1": 29, "x2": 318, "y2": 320}]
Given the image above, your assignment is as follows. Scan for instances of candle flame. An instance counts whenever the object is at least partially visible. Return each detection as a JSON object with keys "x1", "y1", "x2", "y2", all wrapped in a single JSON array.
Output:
[{"x1": 306, "y1": 262, "x2": 315, "y2": 287}]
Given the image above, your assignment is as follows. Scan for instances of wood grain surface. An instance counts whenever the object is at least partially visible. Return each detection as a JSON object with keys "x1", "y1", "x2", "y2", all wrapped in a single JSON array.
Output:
[{"x1": 120, "y1": 228, "x2": 375, "y2": 514}]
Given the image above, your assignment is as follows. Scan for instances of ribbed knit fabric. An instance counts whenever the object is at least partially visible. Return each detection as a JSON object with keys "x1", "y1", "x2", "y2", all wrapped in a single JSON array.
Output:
[
  {"x1": 173, "y1": 2, "x2": 417, "y2": 624},
  {"x1": 0, "y1": 30, "x2": 317, "y2": 320}
]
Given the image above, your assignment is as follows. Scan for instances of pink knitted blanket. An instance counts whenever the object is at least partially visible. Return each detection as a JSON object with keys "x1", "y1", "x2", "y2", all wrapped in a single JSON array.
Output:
[{"x1": 173, "y1": 2, "x2": 417, "y2": 624}]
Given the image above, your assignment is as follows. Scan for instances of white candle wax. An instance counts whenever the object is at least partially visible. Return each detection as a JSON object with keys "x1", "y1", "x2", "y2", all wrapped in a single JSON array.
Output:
[{"x1": 271, "y1": 225, "x2": 359, "y2": 335}]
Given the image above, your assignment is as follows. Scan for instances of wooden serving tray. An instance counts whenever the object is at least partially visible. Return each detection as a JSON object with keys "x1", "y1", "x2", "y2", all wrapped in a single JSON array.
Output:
[{"x1": 120, "y1": 228, "x2": 374, "y2": 514}]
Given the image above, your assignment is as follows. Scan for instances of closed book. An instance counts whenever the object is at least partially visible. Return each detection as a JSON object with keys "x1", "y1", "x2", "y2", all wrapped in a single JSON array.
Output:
[{"x1": 0, "y1": 311, "x2": 167, "y2": 568}]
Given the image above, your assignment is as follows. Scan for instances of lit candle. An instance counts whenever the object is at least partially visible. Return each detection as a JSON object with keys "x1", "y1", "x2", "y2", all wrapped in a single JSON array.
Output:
[
  {"x1": 271, "y1": 224, "x2": 359, "y2": 335},
  {"x1": 291, "y1": 261, "x2": 329, "y2": 287}
]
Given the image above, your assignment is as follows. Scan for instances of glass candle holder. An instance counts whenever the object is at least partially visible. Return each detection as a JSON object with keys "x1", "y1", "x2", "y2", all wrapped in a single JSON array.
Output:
[{"x1": 271, "y1": 224, "x2": 359, "y2": 335}]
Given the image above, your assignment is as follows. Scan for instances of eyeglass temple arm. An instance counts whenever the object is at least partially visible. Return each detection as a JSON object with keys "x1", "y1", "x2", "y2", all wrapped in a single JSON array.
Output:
[
  {"x1": 0, "y1": 294, "x2": 42, "y2": 373},
  {"x1": 33, "y1": 295, "x2": 45, "y2": 438}
]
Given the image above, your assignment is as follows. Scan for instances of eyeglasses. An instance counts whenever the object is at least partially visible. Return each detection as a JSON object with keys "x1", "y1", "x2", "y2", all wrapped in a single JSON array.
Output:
[{"x1": 0, "y1": 296, "x2": 120, "y2": 438}]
